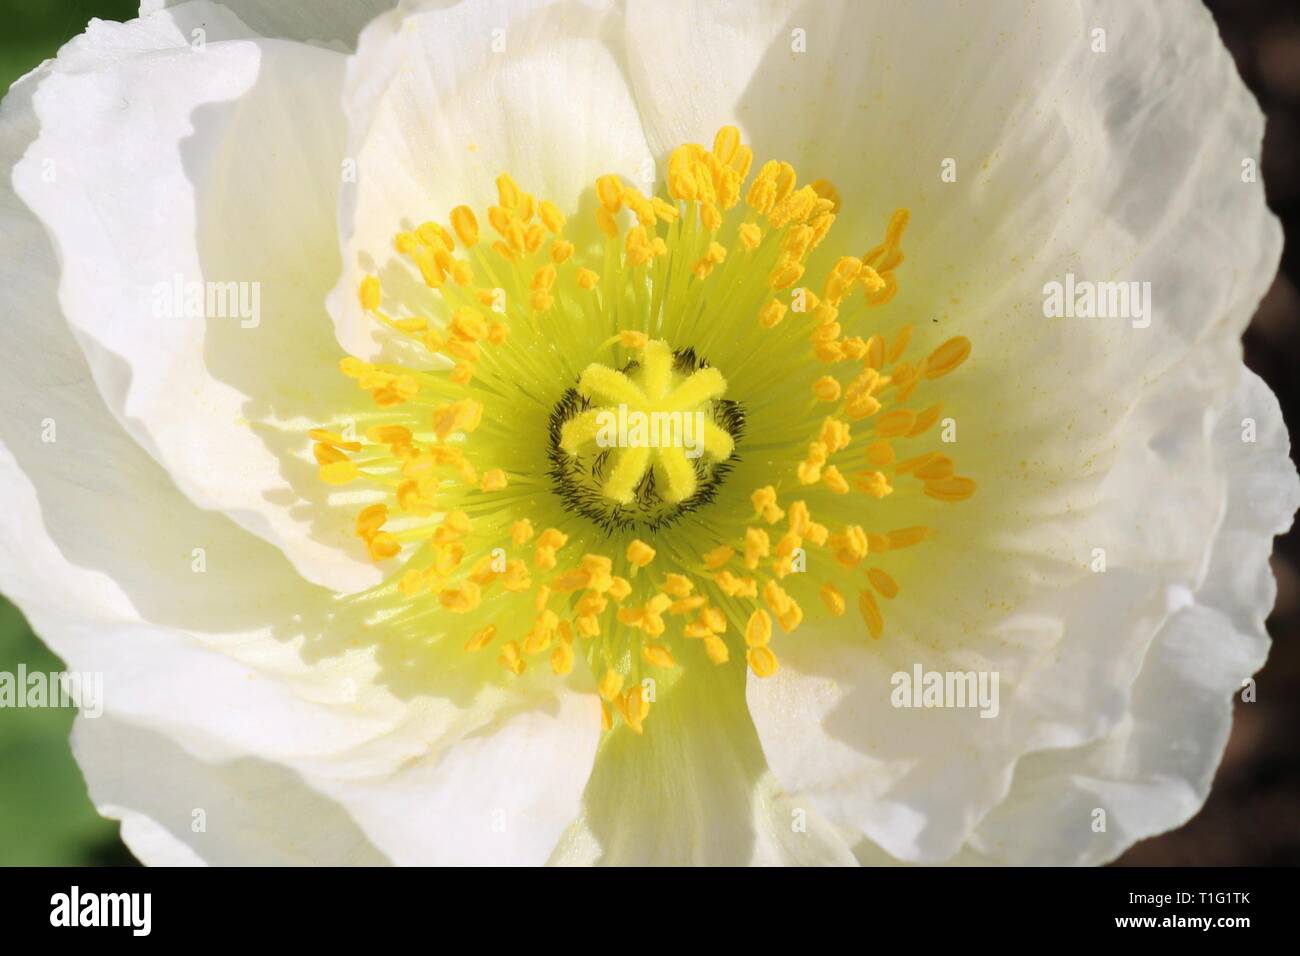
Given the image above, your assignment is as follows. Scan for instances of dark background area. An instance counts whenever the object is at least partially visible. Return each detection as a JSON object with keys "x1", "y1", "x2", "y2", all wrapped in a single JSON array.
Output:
[{"x1": 0, "y1": 0, "x2": 1295, "y2": 866}]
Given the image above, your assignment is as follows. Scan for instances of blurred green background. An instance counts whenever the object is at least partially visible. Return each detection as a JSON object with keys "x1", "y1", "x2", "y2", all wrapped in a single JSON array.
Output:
[{"x1": 0, "y1": 0, "x2": 139, "y2": 866}]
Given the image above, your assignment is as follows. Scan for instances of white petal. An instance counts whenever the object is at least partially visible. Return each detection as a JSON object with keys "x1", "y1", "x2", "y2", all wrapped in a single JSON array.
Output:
[
  {"x1": 140, "y1": 0, "x2": 395, "y2": 47},
  {"x1": 733, "y1": 0, "x2": 1290, "y2": 862},
  {"x1": 321, "y1": 691, "x2": 602, "y2": 866},
  {"x1": 74, "y1": 716, "x2": 388, "y2": 865},
  {"x1": 549, "y1": 660, "x2": 855, "y2": 866},
  {"x1": 331, "y1": 0, "x2": 653, "y2": 358},
  {"x1": 12, "y1": 3, "x2": 379, "y2": 593},
  {"x1": 962, "y1": 370, "x2": 1299, "y2": 865},
  {"x1": 2, "y1": 49, "x2": 599, "y2": 865}
]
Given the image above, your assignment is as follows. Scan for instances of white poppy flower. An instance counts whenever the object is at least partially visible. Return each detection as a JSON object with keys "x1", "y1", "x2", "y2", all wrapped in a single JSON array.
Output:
[{"x1": 1, "y1": 0, "x2": 1295, "y2": 867}]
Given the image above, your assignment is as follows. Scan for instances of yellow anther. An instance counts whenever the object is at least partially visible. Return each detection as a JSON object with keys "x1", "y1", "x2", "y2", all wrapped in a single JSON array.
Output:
[
  {"x1": 712, "y1": 570, "x2": 745, "y2": 597},
  {"x1": 786, "y1": 501, "x2": 811, "y2": 535},
  {"x1": 867, "y1": 567, "x2": 899, "y2": 599},
  {"x1": 703, "y1": 635, "x2": 730, "y2": 664},
  {"x1": 820, "y1": 583, "x2": 846, "y2": 616},
  {"x1": 768, "y1": 260, "x2": 803, "y2": 291},
  {"x1": 820, "y1": 418, "x2": 851, "y2": 453},
  {"x1": 758, "y1": 299, "x2": 788, "y2": 328},
  {"x1": 692, "y1": 241, "x2": 728, "y2": 279},
  {"x1": 738, "y1": 222, "x2": 763, "y2": 250},
  {"x1": 745, "y1": 609, "x2": 772, "y2": 648},
  {"x1": 831, "y1": 525, "x2": 869, "y2": 567},
  {"x1": 537, "y1": 528, "x2": 568, "y2": 550},
  {"x1": 464, "y1": 624, "x2": 497, "y2": 652},
  {"x1": 845, "y1": 393, "x2": 882, "y2": 420},
  {"x1": 823, "y1": 465, "x2": 849, "y2": 494},
  {"x1": 450, "y1": 308, "x2": 489, "y2": 342},
  {"x1": 619, "y1": 686, "x2": 649, "y2": 734},
  {"x1": 550, "y1": 239, "x2": 574, "y2": 264},
  {"x1": 887, "y1": 325, "x2": 913, "y2": 362},
  {"x1": 908, "y1": 403, "x2": 944, "y2": 438},
  {"x1": 598, "y1": 668, "x2": 624, "y2": 702},
  {"x1": 744, "y1": 527, "x2": 770, "y2": 569},
  {"x1": 359, "y1": 275, "x2": 381, "y2": 311},
  {"x1": 874, "y1": 409, "x2": 916, "y2": 438},
  {"x1": 552, "y1": 568, "x2": 590, "y2": 593},
  {"x1": 496, "y1": 173, "x2": 521, "y2": 210},
  {"x1": 526, "y1": 224, "x2": 545, "y2": 257},
  {"x1": 517, "y1": 192, "x2": 536, "y2": 224},
  {"x1": 577, "y1": 268, "x2": 601, "y2": 289},
  {"x1": 703, "y1": 545, "x2": 734, "y2": 570},
  {"x1": 925, "y1": 336, "x2": 972, "y2": 379},
  {"x1": 747, "y1": 645, "x2": 779, "y2": 678},
  {"x1": 812, "y1": 376, "x2": 841, "y2": 402},
  {"x1": 448, "y1": 205, "x2": 479, "y2": 246},
  {"x1": 596, "y1": 207, "x2": 619, "y2": 237},
  {"x1": 532, "y1": 263, "x2": 557, "y2": 292},
  {"x1": 439, "y1": 510, "x2": 471, "y2": 538},
  {"x1": 355, "y1": 503, "x2": 388, "y2": 538},
  {"x1": 751, "y1": 485, "x2": 778, "y2": 515},
  {"x1": 596, "y1": 174, "x2": 624, "y2": 212},
  {"x1": 776, "y1": 600, "x2": 802, "y2": 632},
  {"x1": 538, "y1": 199, "x2": 565, "y2": 234},
  {"x1": 769, "y1": 184, "x2": 817, "y2": 229},
  {"x1": 700, "y1": 201, "x2": 722, "y2": 231},
  {"x1": 439, "y1": 580, "x2": 482, "y2": 613},
  {"x1": 551, "y1": 640, "x2": 575, "y2": 675},
  {"x1": 432, "y1": 398, "x2": 483, "y2": 440},
  {"x1": 480, "y1": 469, "x2": 508, "y2": 492},
  {"x1": 923, "y1": 476, "x2": 978, "y2": 502},
  {"x1": 865, "y1": 441, "x2": 895, "y2": 466},
  {"x1": 417, "y1": 221, "x2": 453, "y2": 250},
  {"x1": 642, "y1": 644, "x2": 676, "y2": 668},
  {"x1": 626, "y1": 539, "x2": 656, "y2": 568},
  {"x1": 511, "y1": 519, "x2": 534, "y2": 545},
  {"x1": 523, "y1": 619, "x2": 554, "y2": 655},
  {"x1": 858, "y1": 589, "x2": 883, "y2": 639},
  {"x1": 888, "y1": 527, "x2": 931, "y2": 549},
  {"x1": 499, "y1": 641, "x2": 525, "y2": 675},
  {"x1": 319, "y1": 460, "x2": 360, "y2": 485},
  {"x1": 365, "y1": 531, "x2": 400, "y2": 561},
  {"x1": 810, "y1": 178, "x2": 841, "y2": 214},
  {"x1": 712, "y1": 125, "x2": 741, "y2": 163},
  {"x1": 914, "y1": 455, "x2": 955, "y2": 481},
  {"x1": 662, "y1": 573, "x2": 694, "y2": 598},
  {"x1": 338, "y1": 356, "x2": 369, "y2": 378}
]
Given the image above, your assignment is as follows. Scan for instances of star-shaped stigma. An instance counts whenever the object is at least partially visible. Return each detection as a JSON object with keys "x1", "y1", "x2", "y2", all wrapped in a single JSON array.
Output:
[{"x1": 559, "y1": 337, "x2": 736, "y2": 505}]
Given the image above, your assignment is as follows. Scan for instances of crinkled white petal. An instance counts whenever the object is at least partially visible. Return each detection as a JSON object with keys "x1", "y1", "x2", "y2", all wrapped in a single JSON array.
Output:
[
  {"x1": 955, "y1": 370, "x2": 1299, "y2": 865},
  {"x1": 140, "y1": 0, "x2": 395, "y2": 48},
  {"x1": 331, "y1": 0, "x2": 653, "y2": 359},
  {"x1": 634, "y1": 0, "x2": 1298, "y2": 861},
  {"x1": 13, "y1": 2, "x2": 380, "y2": 594},
  {"x1": 74, "y1": 717, "x2": 388, "y2": 866},
  {"x1": 5, "y1": 0, "x2": 1293, "y2": 869},
  {"x1": 1, "y1": 49, "x2": 599, "y2": 866}
]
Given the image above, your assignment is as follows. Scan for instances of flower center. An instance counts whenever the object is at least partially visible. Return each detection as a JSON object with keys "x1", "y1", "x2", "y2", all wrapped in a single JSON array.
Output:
[
  {"x1": 310, "y1": 126, "x2": 975, "y2": 734},
  {"x1": 548, "y1": 339, "x2": 744, "y2": 532}
]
